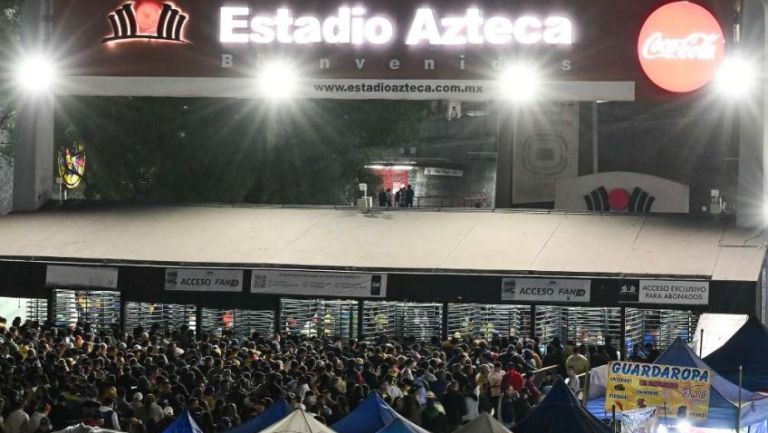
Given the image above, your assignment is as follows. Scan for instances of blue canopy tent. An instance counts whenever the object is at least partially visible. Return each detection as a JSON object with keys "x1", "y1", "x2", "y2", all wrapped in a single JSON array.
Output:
[
  {"x1": 587, "y1": 338, "x2": 768, "y2": 429},
  {"x1": 332, "y1": 392, "x2": 430, "y2": 433},
  {"x1": 226, "y1": 399, "x2": 292, "y2": 433},
  {"x1": 704, "y1": 316, "x2": 768, "y2": 392},
  {"x1": 515, "y1": 379, "x2": 612, "y2": 433},
  {"x1": 161, "y1": 411, "x2": 204, "y2": 433},
  {"x1": 375, "y1": 419, "x2": 423, "y2": 433}
]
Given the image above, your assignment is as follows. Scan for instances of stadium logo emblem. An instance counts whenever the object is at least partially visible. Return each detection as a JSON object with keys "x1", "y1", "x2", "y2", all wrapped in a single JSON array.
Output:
[
  {"x1": 103, "y1": 0, "x2": 189, "y2": 44},
  {"x1": 584, "y1": 187, "x2": 656, "y2": 212}
]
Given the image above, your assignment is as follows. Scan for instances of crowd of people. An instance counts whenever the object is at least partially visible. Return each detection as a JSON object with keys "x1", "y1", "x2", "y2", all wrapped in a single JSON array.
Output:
[
  {"x1": 0, "y1": 317, "x2": 630, "y2": 433},
  {"x1": 377, "y1": 185, "x2": 415, "y2": 208}
]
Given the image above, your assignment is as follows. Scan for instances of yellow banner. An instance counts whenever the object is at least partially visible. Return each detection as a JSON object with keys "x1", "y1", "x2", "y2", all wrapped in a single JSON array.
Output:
[{"x1": 605, "y1": 361, "x2": 712, "y2": 421}]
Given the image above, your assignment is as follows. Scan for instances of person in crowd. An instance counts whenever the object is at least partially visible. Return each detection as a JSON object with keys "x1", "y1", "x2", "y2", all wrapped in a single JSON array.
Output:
[
  {"x1": 498, "y1": 385, "x2": 517, "y2": 428},
  {"x1": 565, "y1": 346, "x2": 590, "y2": 375},
  {"x1": 440, "y1": 382, "x2": 465, "y2": 433},
  {"x1": 603, "y1": 336, "x2": 619, "y2": 361},
  {"x1": 6, "y1": 399, "x2": 29, "y2": 433},
  {"x1": 488, "y1": 362, "x2": 504, "y2": 410},
  {"x1": 32, "y1": 417, "x2": 51, "y2": 433},
  {"x1": 475, "y1": 364, "x2": 494, "y2": 414},
  {"x1": 0, "y1": 316, "x2": 609, "y2": 433},
  {"x1": 98, "y1": 398, "x2": 121, "y2": 431},
  {"x1": 398, "y1": 187, "x2": 407, "y2": 207},
  {"x1": 462, "y1": 383, "x2": 480, "y2": 423},
  {"x1": 421, "y1": 392, "x2": 447, "y2": 433},
  {"x1": 566, "y1": 366, "x2": 581, "y2": 397},
  {"x1": 501, "y1": 362, "x2": 524, "y2": 393},
  {"x1": 378, "y1": 189, "x2": 388, "y2": 207},
  {"x1": 539, "y1": 371, "x2": 556, "y2": 396},
  {"x1": 405, "y1": 185, "x2": 415, "y2": 207}
]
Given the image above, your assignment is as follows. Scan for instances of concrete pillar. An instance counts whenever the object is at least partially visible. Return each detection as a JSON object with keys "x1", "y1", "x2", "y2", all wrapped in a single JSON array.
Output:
[
  {"x1": 494, "y1": 104, "x2": 514, "y2": 208},
  {"x1": 12, "y1": 0, "x2": 54, "y2": 212},
  {"x1": 737, "y1": 0, "x2": 767, "y2": 227}
]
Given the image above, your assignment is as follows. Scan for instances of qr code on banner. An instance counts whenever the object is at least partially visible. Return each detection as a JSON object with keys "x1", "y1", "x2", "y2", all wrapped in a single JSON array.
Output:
[{"x1": 252, "y1": 274, "x2": 267, "y2": 289}]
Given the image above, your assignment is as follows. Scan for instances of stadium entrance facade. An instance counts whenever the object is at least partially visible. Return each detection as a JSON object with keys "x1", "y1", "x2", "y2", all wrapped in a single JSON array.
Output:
[
  {"x1": 11, "y1": 0, "x2": 768, "y2": 225},
  {"x1": 0, "y1": 207, "x2": 764, "y2": 358},
  {"x1": 5, "y1": 0, "x2": 768, "y2": 356}
]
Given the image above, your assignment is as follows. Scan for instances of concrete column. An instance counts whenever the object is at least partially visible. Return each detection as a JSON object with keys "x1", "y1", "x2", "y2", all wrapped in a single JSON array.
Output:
[
  {"x1": 737, "y1": 0, "x2": 767, "y2": 227},
  {"x1": 12, "y1": 0, "x2": 55, "y2": 212},
  {"x1": 494, "y1": 104, "x2": 514, "y2": 208}
]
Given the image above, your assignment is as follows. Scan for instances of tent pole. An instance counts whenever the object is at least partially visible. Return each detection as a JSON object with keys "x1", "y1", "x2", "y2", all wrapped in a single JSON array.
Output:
[
  {"x1": 737, "y1": 365, "x2": 743, "y2": 433},
  {"x1": 699, "y1": 329, "x2": 704, "y2": 358},
  {"x1": 611, "y1": 405, "x2": 616, "y2": 433}
]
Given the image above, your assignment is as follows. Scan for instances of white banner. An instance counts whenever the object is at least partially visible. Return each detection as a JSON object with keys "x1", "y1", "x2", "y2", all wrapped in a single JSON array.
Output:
[
  {"x1": 63, "y1": 77, "x2": 636, "y2": 102},
  {"x1": 164, "y1": 269, "x2": 243, "y2": 292},
  {"x1": 638, "y1": 280, "x2": 709, "y2": 305},
  {"x1": 251, "y1": 270, "x2": 386, "y2": 298},
  {"x1": 46, "y1": 265, "x2": 118, "y2": 289},
  {"x1": 512, "y1": 102, "x2": 580, "y2": 203},
  {"x1": 424, "y1": 167, "x2": 463, "y2": 177},
  {"x1": 501, "y1": 277, "x2": 590, "y2": 303}
]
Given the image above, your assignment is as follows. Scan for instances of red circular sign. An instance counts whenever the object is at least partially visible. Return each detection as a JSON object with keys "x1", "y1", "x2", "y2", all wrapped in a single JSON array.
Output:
[
  {"x1": 638, "y1": 2, "x2": 726, "y2": 93},
  {"x1": 135, "y1": 0, "x2": 163, "y2": 34},
  {"x1": 608, "y1": 188, "x2": 630, "y2": 211}
]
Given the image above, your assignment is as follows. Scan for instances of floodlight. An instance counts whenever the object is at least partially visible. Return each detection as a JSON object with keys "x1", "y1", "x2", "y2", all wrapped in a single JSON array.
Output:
[
  {"x1": 257, "y1": 60, "x2": 299, "y2": 99},
  {"x1": 714, "y1": 56, "x2": 757, "y2": 99},
  {"x1": 15, "y1": 54, "x2": 56, "y2": 93},
  {"x1": 498, "y1": 63, "x2": 540, "y2": 101}
]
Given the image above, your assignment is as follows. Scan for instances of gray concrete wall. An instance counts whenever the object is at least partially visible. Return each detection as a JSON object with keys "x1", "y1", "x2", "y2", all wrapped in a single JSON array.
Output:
[
  {"x1": 0, "y1": 156, "x2": 11, "y2": 215},
  {"x1": 412, "y1": 160, "x2": 496, "y2": 208}
]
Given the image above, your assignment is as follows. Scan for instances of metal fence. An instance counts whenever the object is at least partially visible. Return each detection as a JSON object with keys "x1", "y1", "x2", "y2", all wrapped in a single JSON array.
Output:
[
  {"x1": 447, "y1": 303, "x2": 531, "y2": 339},
  {"x1": 54, "y1": 289, "x2": 121, "y2": 331},
  {"x1": 31, "y1": 291, "x2": 699, "y2": 353}
]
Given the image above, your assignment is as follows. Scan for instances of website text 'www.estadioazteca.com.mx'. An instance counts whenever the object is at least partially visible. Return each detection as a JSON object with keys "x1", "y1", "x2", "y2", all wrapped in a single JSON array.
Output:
[{"x1": 312, "y1": 82, "x2": 486, "y2": 95}]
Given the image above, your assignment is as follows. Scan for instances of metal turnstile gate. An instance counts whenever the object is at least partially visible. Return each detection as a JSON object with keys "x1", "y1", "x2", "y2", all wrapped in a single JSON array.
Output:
[
  {"x1": 625, "y1": 309, "x2": 699, "y2": 353},
  {"x1": 566, "y1": 307, "x2": 623, "y2": 346},
  {"x1": 54, "y1": 289, "x2": 121, "y2": 331},
  {"x1": 26, "y1": 298, "x2": 48, "y2": 323},
  {"x1": 125, "y1": 302, "x2": 196, "y2": 335},
  {"x1": 535, "y1": 306, "x2": 568, "y2": 344},
  {"x1": 280, "y1": 299, "x2": 357, "y2": 338},
  {"x1": 447, "y1": 304, "x2": 532, "y2": 339},
  {"x1": 201, "y1": 309, "x2": 275, "y2": 338},
  {"x1": 362, "y1": 301, "x2": 442, "y2": 341}
]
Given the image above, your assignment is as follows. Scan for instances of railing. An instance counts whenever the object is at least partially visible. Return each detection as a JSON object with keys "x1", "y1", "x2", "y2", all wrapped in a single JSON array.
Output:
[{"x1": 375, "y1": 195, "x2": 489, "y2": 208}]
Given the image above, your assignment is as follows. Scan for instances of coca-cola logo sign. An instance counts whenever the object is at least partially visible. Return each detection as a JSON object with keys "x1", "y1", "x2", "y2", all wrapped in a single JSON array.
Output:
[{"x1": 638, "y1": 2, "x2": 725, "y2": 93}]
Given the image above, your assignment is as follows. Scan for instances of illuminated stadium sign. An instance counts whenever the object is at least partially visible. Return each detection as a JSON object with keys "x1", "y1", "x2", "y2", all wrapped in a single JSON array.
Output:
[{"x1": 220, "y1": 6, "x2": 574, "y2": 46}]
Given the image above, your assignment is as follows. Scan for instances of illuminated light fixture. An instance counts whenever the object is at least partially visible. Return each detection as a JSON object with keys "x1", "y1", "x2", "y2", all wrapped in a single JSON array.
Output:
[
  {"x1": 714, "y1": 56, "x2": 756, "y2": 99},
  {"x1": 676, "y1": 419, "x2": 691, "y2": 433},
  {"x1": 256, "y1": 60, "x2": 299, "y2": 99},
  {"x1": 14, "y1": 54, "x2": 57, "y2": 93},
  {"x1": 498, "y1": 63, "x2": 540, "y2": 101},
  {"x1": 220, "y1": 6, "x2": 573, "y2": 46}
]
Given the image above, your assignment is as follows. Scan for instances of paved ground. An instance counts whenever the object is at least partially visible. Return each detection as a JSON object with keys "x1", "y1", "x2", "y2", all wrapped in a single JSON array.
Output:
[{"x1": 0, "y1": 205, "x2": 762, "y2": 281}]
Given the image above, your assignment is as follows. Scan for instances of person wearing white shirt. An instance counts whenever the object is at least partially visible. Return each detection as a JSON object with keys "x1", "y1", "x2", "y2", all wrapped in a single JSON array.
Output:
[
  {"x1": 462, "y1": 385, "x2": 480, "y2": 422},
  {"x1": 566, "y1": 366, "x2": 581, "y2": 397},
  {"x1": 6, "y1": 401, "x2": 29, "y2": 433}
]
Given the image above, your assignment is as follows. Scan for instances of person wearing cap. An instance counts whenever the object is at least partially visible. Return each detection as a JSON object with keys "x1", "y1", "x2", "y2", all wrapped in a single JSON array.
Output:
[{"x1": 421, "y1": 391, "x2": 447, "y2": 433}]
